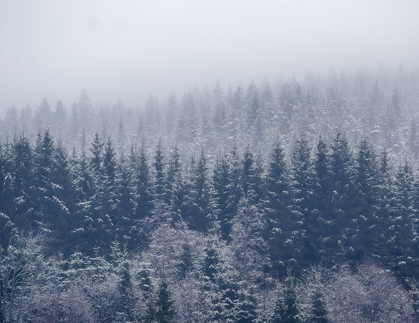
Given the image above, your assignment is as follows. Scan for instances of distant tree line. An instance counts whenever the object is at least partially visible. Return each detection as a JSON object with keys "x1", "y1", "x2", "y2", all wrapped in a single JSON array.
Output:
[{"x1": 1, "y1": 67, "x2": 419, "y2": 168}]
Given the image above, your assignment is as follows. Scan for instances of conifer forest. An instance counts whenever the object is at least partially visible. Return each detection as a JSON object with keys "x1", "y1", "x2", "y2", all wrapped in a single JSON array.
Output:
[{"x1": 1, "y1": 67, "x2": 419, "y2": 322}]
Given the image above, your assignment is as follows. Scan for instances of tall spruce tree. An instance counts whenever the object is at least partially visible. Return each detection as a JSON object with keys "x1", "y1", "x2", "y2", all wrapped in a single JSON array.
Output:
[
  {"x1": 263, "y1": 140, "x2": 295, "y2": 277},
  {"x1": 390, "y1": 162, "x2": 418, "y2": 277},
  {"x1": 165, "y1": 146, "x2": 182, "y2": 206},
  {"x1": 225, "y1": 145, "x2": 242, "y2": 239},
  {"x1": 328, "y1": 133, "x2": 356, "y2": 264},
  {"x1": 88, "y1": 133, "x2": 114, "y2": 250},
  {"x1": 114, "y1": 161, "x2": 136, "y2": 246},
  {"x1": 153, "y1": 141, "x2": 166, "y2": 201},
  {"x1": 291, "y1": 133, "x2": 316, "y2": 266},
  {"x1": 309, "y1": 290, "x2": 328, "y2": 323},
  {"x1": 154, "y1": 280, "x2": 176, "y2": 323},
  {"x1": 32, "y1": 130, "x2": 56, "y2": 227},
  {"x1": 187, "y1": 149, "x2": 213, "y2": 232},
  {"x1": 354, "y1": 137, "x2": 380, "y2": 261},
  {"x1": 102, "y1": 138, "x2": 117, "y2": 227},
  {"x1": 135, "y1": 144, "x2": 154, "y2": 220},
  {"x1": 0, "y1": 141, "x2": 14, "y2": 249},
  {"x1": 213, "y1": 154, "x2": 231, "y2": 240},
  {"x1": 51, "y1": 141, "x2": 77, "y2": 255},
  {"x1": 242, "y1": 146, "x2": 255, "y2": 199},
  {"x1": 375, "y1": 149, "x2": 395, "y2": 263},
  {"x1": 115, "y1": 262, "x2": 138, "y2": 322},
  {"x1": 271, "y1": 276, "x2": 301, "y2": 323}
]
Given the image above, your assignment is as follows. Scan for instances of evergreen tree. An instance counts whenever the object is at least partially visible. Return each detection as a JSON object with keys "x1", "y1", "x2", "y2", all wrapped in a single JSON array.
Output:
[
  {"x1": 32, "y1": 130, "x2": 56, "y2": 226},
  {"x1": 165, "y1": 146, "x2": 182, "y2": 206},
  {"x1": 153, "y1": 141, "x2": 166, "y2": 201},
  {"x1": 211, "y1": 278, "x2": 240, "y2": 322},
  {"x1": 203, "y1": 240, "x2": 219, "y2": 284},
  {"x1": 50, "y1": 141, "x2": 77, "y2": 255},
  {"x1": 187, "y1": 150, "x2": 213, "y2": 232},
  {"x1": 271, "y1": 277, "x2": 301, "y2": 323},
  {"x1": 309, "y1": 290, "x2": 328, "y2": 323},
  {"x1": 88, "y1": 133, "x2": 114, "y2": 249},
  {"x1": 89, "y1": 133, "x2": 104, "y2": 181},
  {"x1": 115, "y1": 262, "x2": 138, "y2": 322},
  {"x1": 176, "y1": 242, "x2": 193, "y2": 279},
  {"x1": 114, "y1": 161, "x2": 136, "y2": 246},
  {"x1": 102, "y1": 138, "x2": 117, "y2": 225},
  {"x1": 135, "y1": 144, "x2": 154, "y2": 220},
  {"x1": 32, "y1": 130, "x2": 75, "y2": 245},
  {"x1": 241, "y1": 145, "x2": 256, "y2": 199},
  {"x1": 0, "y1": 141, "x2": 12, "y2": 213},
  {"x1": 34, "y1": 97, "x2": 52, "y2": 130},
  {"x1": 0, "y1": 142, "x2": 14, "y2": 249},
  {"x1": 390, "y1": 162, "x2": 418, "y2": 277},
  {"x1": 409, "y1": 119, "x2": 419, "y2": 159},
  {"x1": 234, "y1": 288, "x2": 258, "y2": 323},
  {"x1": 291, "y1": 133, "x2": 316, "y2": 266},
  {"x1": 328, "y1": 133, "x2": 356, "y2": 264},
  {"x1": 154, "y1": 280, "x2": 176, "y2": 323},
  {"x1": 263, "y1": 140, "x2": 295, "y2": 277},
  {"x1": 70, "y1": 146, "x2": 95, "y2": 254},
  {"x1": 375, "y1": 149, "x2": 395, "y2": 263},
  {"x1": 252, "y1": 152, "x2": 265, "y2": 204},
  {"x1": 354, "y1": 137, "x2": 380, "y2": 261},
  {"x1": 225, "y1": 145, "x2": 242, "y2": 239},
  {"x1": 241, "y1": 146, "x2": 254, "y2": 197},
  {"x1": 230, "y1": 197, "x2": 267, "y2": 283},
  {"x1": 139, "y1": 265, "x2": 153, "y2": 299},
  {"x1": 213, "y1": 154, "x2": 231, "y2": 240},
  {"x1": 78, "y1": 88, "x2": 93, "y2": 131}
]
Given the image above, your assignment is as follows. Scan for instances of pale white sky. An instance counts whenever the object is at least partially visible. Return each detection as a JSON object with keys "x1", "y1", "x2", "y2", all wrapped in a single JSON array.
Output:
[{"x1": 0, "y1": 0, "x2": 418, "y2": 110}]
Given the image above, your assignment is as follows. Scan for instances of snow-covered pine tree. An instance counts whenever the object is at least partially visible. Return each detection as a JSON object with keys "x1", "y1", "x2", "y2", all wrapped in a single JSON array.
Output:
[{"x1": 263, "y1": 140, "x2": 294, "y2": 277}]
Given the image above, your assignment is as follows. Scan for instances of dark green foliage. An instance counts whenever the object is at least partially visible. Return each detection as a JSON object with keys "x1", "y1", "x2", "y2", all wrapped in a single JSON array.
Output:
[
  {"x1": 165, "y1": 146, "x2": 181, "y2": 206},
  {"x1": 114, "y1": 161, "x2": 136, "y2": 246},
  {"x1": 90, "y1": 132, "x2": 104, "y2": 180},
  {"x1": 263, "y1": 140, "x2": 295, "y2": 277},
  {"x1": 116, "y1": 262, "x2": 138, "y2": 322},
  {"x1": 354, "y1": 138, "x2": 380, "y2": 261},
  {"x1": 213, "y1": 154, "x2": 231, "y2": 240},
  {"x1": 292, "y1": 133, "x2": 316, "y2": 266},
  {"x1": 154, "y1": 281, "x2": 176, "y2": 323},
  {"x1": 0, "y1": 141, "x2": 12, "y2": 215},
  {"x1": 251, "y1": 152, "x2": 265, "y2": 204},
  {"x1": 0, "y1": 141, "x2": 15, "y2": 247},
  {"x1": 139, "y1": 266, "x2": 153, "y2": 299},
  {"x1": 135, "y1": 144, "x2": 155, "y2": 220},
  {"x1": 272, "y1": 277, "x2": 301, "y2": 323},
  {"x1": 88, "y1": 133, "x2": 114, "y2": 250},
  {"x1": 226, "y1": 145, "x2": 242, "y2": 236},
  {"x1": 242, "y1": 146, "x2": 255, "y2": 198},
  {"x1": 203, "y1": 241, "x2": 219, "y2": 284},
  {"x1": 309, "y1": 290, "x2": 328, "y2": 323},
  {"x1": 4, "y1": 123, "x2": 419, "y2": 323},
  {"x1": 326, "y1": 133, "x2": 356, "y2": 264},
  {"x1": 234, "y1": 289, "x2": 258, "y2": 323},
  {"x1": 211, "y1": 280, "x2": 239, "y2": 322},
  {"x1": 177, "y1": 242, "x2": 193, "y2": 279},
  {"x1": 102, "y1": 138, "x2": 117, "y2": 219},
  {"x1": 186, "y1": 150, "x2": 213, "y2": 232},
  {"x1": 153, "y1": 141, "x2": 166, "y2": 200},
  {"x1": 389, "y1": 161, "x2": 418, "y2": 277}
]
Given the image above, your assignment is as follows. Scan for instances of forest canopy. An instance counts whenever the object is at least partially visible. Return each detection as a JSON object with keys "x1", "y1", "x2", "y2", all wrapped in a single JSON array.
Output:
[{"x1": 2, "y1": 67, "x2": 419, "y2": 322}]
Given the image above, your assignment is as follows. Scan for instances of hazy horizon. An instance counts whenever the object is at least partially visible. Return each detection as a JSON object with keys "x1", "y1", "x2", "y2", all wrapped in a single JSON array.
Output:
[{"x1": 1, "y1": 0, "x2": 418, "y2": 110}]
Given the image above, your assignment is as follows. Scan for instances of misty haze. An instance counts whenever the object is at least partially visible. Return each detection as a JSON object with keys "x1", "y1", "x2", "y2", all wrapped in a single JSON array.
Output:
[{"x1": 1, "y1": 1, "x2": 419, "y2": 322}]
